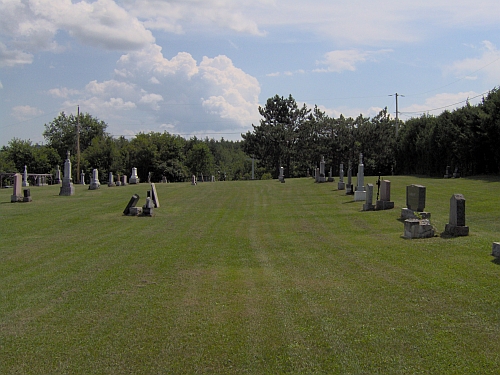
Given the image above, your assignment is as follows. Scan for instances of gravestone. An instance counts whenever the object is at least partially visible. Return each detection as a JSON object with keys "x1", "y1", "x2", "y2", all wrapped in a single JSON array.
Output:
[
  {"x1": 116, "y1": 174, "x2": 122, "y2": 186},
  {"x1": 363, "y1": 183, "x2": 375, "y2": 211},
  {"x1": 338, "y1": 163, "x2": 345, "y2": 190},
  {"x1": 492, "y1": 242, "x2": 500, "y2": 258},
  {"x1": 80, "y1": 171, "x2": 86, "y2": 185},
  {"x1": 444, "y1": 194, "x2": 469, "y2": 236},
  {"x1": 130, "y1": 167, "x2": 139, "y2": 184},
  {"x1": 403, "y1": 219, "x2": 435, "y2": 239},
  {"x1": 191, "y1": 175, "x2": 197, "y2": 185},
  {"x1": 319, "y1": 156, "x2": 326, "y2": 183},
  {"x1": 444, "y1": 165, "x2": 451, "y2": 179},
  {"x1": 376, "y1": 180, "x2": 394, "y2": 210},
  {"x1": 142, "y1": 197, "x2": 154, "y2": 217},
  {"x1": 453, "y1": 166, "x2": 460, "y2": 178},
  {"x1": 55, "y1": 165, "x2": 62, "y2": 184},
  {"x1": 162, "y1": 175, "x2": 167, "y2": 183},
  {"x1": 23, "y1": 189, "x2": 32, "y2": 202},
  {"x1": 89, "y1": 169, "x2": 100, "y2": 190},
  {"x1": 151, "y1": 183, "x2": 160, "y2": 208},
  {"x1": 121, "y1": 175, "x2": 128, "y2": 186},
  {"x1": 328, "y1": 167, "x2": 334, "y2": 182},
  {"x1": 23, "y1": 165, "x2": 29, "y2": 187},
  {"x1": 345, "y1": 161, "x2": 353, "y2": 195},
  {"x1": 108, "y1": 172, "x2": 116, "y2": 187},
  {"x1": 354, "y1": 153, "x2": 366, "y2": 201},
  {"x1": 401, "y1": 184, "x2": 430, "y2": 220},
  {"x1": 59, "y1": 151, "x2": 75, "y2": 196},
  {"x1": 315, "y1": 167, "x2": 320, "y2": 183},
  {"x1": 123, "y1": 194, "x2": 140, "y2": 215},
  {"x1": 11, "y1": 173, "x2": 23, "y2": 202},
  {"x1": 211, "y1": 175, "x2": 215, "y2": 182},
  {"x1": 279, "y1": 166, "x2": 285, "y2": 183}
]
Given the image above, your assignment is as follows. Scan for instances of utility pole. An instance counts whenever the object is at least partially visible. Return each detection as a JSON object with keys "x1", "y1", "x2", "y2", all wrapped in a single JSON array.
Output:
[
  {"x1": 389, "y1": 93, "x2": 404, "y2": 136},
  {"x1": 76, "y1": 105, "x2": 80, "y2": 184}
]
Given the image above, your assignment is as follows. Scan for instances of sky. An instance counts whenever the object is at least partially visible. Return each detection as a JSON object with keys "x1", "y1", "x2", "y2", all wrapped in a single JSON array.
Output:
[{"x1": 1, "y1": 0, "x2": 500, "y2": 147}]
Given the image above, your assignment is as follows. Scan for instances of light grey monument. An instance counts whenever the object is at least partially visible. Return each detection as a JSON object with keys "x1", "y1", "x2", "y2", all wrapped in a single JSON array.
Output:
[
  {"x1": 59, "y1": 151, "x2": 75, "y2": 196},
  {"x1": 130, "y1": 167, "x2": 139, "y2": 184},
  {"x1": 80, "y1": 171, "x2": 85, "y2": 185},
  {"x1": 142, "y1": 197, "x2": 154, "y2": 217},
  {"x1": 108, "y1": 172, "x2": 116, "y2": 187},
  {"x1": 338, "y1": 163, "x2": 345, "y2": 190},
  {"x1": 89, "y1": 168, "x2": 100, "y2": 190},
  {"x1": 55, "y1": 165, "x2": 62, "y2": 184},
  {"x1": 363, "y1": 183, "x2": 375, "y2": 211},
  {"x1": 354, "y1": 153, "x2": 366, "y2": 201},
  {"x1": 444, "y1": 194, "x2": 469, "y2": 236},
  {"x1": 191, "y1": 175, "x2": 197, "y2": 185},
  {"x1": 319, "y1": 156, "x2": 326, "y2": 183},
  {"x1": 151, "y1": 183, "x2": 160, "y2": 208},
  {"x1": 22, "y1": 165, "x2": 29, "y2": 187},
  {"x1": 11, "y1": 173, "x2": 23, "y2": 202},
  {"x1": 376, "y1": 180, "x2": 394, "y2": 210}
]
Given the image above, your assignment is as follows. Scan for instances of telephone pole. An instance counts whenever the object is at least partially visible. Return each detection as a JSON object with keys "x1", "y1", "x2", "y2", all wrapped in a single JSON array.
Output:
[
  {"x1": 76, "y1": 105, "x2": 80, "y2": 184},
  {"x1": 389, "y1": 93, "x2": 404, "y2": 136}
]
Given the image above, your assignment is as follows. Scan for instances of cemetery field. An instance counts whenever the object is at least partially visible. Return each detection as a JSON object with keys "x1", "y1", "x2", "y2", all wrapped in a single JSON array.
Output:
[{"x1": 2, "y1": 176, "x2": 500, "y2": 374}]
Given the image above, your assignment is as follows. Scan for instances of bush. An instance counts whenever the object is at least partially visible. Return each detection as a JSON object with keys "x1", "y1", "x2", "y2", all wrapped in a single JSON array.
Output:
[{"x1": 261, "y1": 172, "x2": 272, "y2": 180}]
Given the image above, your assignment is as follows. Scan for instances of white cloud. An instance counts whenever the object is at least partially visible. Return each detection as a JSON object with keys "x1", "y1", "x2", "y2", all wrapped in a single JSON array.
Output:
[
  {"x1": 11, "y1": 105, "x2": 43, "y2": 120},
  {"x1": 47, "y1": 87, "x2": 80, "y2": 98},
  {"x1": 0, "y1": 42, "x2": 33, "y2": 67},
  {"x1": 316, "y1": 49, "x2": 393, "y2": 73},
  {"x1": 139, "y1": 93, "x2": 164, "y2": 110},
  {"x1": 400, "y1": 91, "x2": 479, "y2": 116}
]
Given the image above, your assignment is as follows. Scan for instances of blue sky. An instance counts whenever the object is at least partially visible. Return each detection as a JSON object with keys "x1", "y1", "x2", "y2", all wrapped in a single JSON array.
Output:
[{"x1": 1, "y1": 0, "x2": 500, "y2": 146}]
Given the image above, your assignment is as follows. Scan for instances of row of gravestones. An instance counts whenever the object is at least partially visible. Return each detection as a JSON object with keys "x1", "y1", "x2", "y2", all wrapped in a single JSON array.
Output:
[{"x1": 123, "y1": 183, "x2": 160, "y2": 217}]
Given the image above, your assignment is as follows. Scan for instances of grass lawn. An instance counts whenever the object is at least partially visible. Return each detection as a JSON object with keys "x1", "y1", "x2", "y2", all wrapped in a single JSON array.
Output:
[{"x1": 1, "y1": 175, "x2": 500, "y2": 374}]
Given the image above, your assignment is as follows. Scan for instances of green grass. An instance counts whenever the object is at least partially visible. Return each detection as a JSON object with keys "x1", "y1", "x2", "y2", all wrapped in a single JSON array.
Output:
[{"x1": 1, "y1": 176, "x2": 500, "y2": 374}]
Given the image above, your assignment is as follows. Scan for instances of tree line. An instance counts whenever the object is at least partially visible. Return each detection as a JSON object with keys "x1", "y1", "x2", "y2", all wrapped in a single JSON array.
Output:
[{"x1": 2, "y1": 87, "x2": 500, "y2": 183}]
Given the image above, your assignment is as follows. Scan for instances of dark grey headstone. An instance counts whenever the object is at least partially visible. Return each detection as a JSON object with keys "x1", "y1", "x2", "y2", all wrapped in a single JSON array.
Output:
[
  {"x1": 406, "y1": 184, "x2": 426, "y2": 212},
  {"x1": 123, "y1": 194, "x2": 140, "y2": 215},
  {"x1": 449, "y1": 194, "x2": 466, "y2": 226}
]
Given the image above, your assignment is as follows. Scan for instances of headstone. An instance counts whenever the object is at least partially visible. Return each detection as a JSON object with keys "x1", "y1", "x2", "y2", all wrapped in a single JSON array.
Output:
[
  {"x1": 121, "y1": 175, "x2": 128, "y2": 186},
  {"x1": 346, "y1": 161, "x2": 353, "y2": 195},
  {"x1": 123, "y1": 194, "x2": 140, "y2": 215},
  {"x1": 23, "y1": 188, "x2": 32, "y2": 202},
  {"x1": 315, "y1": 168, "x2": 320, "y2": 183},
  {"x1": 211, "y1": 175, "x2": 215, "y2": 182},
  {"x1": 80, "y1": 171, "x2": 86, "y2": 185},
  {"x1": 89, "y1": 168, "x2": 100, "y2": 190},
  {"x1": 279, "y1": 166, "x2": 285, "y2": 183},
  {"x1": 108, "y1": 171, "x2": 116, "y2": 187},
  {"x1": 191, "y1": 175, "x2": 197, "y2": 185},
  {"x1": 453, "y1": 166, "x2": 460, "y2": 178},
  {"x1": 354, "y1": 153, "x2": 366, "y2": 201},
  {"x1": 142, "y1": 197, "x2": 154, "y2": 216},
  {"x1": 59, "y1": 151, "x2": 75, "y2": 196},
  {"x1": 401, "y1": 184, "x2": 430, "y2": 220},
  {"x1": 11, "y1": 173, "x2": 23, "y2": 202},
  {"x1": 22, "y1": 165, "x2": 29, "y2": 187},
  {"x1": 130, "y1": 167, "x2": 139, "y2": 184},
  {"x1": 162, "y1": 176, "x2": 167, "y2": 183},
  {"x1": 403, "y1": 219, "x2": 435, "y2": 239},
  {"x1": 444, "y1": 194, "x2": 469, "y2": 236},
  {"x1": 492, "y1": 242, "x2": 500, "y2": 258},
  {"x1": 319, "y1": 156, "x2": 326, "y2": 183},
  {"x1": 444, "y1": 165, "x2": 451, "y2": 179},
  {"x1": 150, "y1": 183, "x2": 160, "y2": 208},
  {"x1": 362, "y1": 184, "x2": 375, "y2": 211},
  {"x1": 338, "y1": 163, "x2": 345, "y2": 190},
  {"x1": 116, "y1": 174, "x2": 122, "y2": 186},
  {"x1": 55, "y1": 165, "x2": 62, "y2": 184},
  {"x1": 328, "y1": 167, "x2": 334, "y2": 182},
  {"x1": 376, "y1": 180, "x2": 394, "y2": 210},
  {"x1": 147, "y1": 172, "x2": 151, "y2": 183}
]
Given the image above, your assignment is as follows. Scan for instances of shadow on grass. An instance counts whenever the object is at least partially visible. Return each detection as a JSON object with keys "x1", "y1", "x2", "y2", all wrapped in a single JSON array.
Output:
[
  {"x1": 342, "y1": 200, "x2": 356, "y2": 204},
  {"x1": 491, "y1": 257, "x2": 500, "y2": 266}
]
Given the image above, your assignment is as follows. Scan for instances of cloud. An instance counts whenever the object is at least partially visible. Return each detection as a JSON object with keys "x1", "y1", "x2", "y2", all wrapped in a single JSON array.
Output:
[
  {"x1": 11, "y1": 105, "x2": 44, "y2": 120},
  {"x1": 47, "y1": 87, "x2": 80, "y2": 98},
  {"x1": 315, "y1": 49, "x2": 393, "y2": 73},
  {"x1": 400, "y1": 91, "x2": 480, "y2": 116},
  {"x1": 0, "y1": 42, "x2": 33, "y2": 67},
  {"x1": 445, "y1": 41, "x2": 500, "y2": 83}
]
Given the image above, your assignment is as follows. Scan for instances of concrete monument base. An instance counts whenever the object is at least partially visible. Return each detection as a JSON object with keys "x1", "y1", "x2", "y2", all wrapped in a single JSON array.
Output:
[
  {"x1": 354, "y1": 190, "x2": 366, "y2": 201},
  {"x1": 403, "y1": 219, "x2": 435, "y2": 239},
  {"x1": 338, "y1": 182, "x2": 345, "y2": 190},
  {"x1": 444, "y1": 224, "x2": 469, "y2": 237},
  {"x1": 376, "y1": 200, "x2": 394, "y2": 210}
]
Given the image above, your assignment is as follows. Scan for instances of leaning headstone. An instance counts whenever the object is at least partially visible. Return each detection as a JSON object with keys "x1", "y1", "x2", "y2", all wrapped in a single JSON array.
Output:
[
  {"x1": 123, "y1": 194, "x2": 140, "y2": 215},
  {"x1": 401, "y1": 184, "x2": 430, "y2": 220},
  {"x1": 23, "y1": 165, "x2": 29, "y2": 187},
  {"x1": 363, "y1": 184, "x2": 375, "y2": 211},
  {"x1": 59, "y1": 151, "x2": 75, "y2": 196},
  {"x1": 55, "y1": 165, "x2": 62, "y2": 184},
  {"x1": 142, "y1": 197, "x2": 154, "y2": 217},
  {"x1": 108, "y1": 172, "x2": 116, "y2": 187},
  {"x1": 346, "y1": 161, "x2": 354, "y2": 195},
  {"x1": 443, "y1": 165, "x2": 451, "y2": 179},
  {"x1": 11, "y1": 173, "x2": 23, "y2": 202},
  {"x1": 129, "y1": 167, "x2": 139, "y2": 184},
  {"x1": 444, "y1": 194, "x2": 469, "y2": 236},
  {"x1": 338, "y1": 163, "x2": 345, "y2": 190},
  {"x1": 354, "y1": 153, "x2": 366, "y2": 201},
  {"x1": 89, "y1": 169, "x2": 100, "y2": 190},
  {"x1": 151, "y1": 183, "x2": 160, "y2": 208},
  {"x1": 23, "y1": 189, "x2": 32, "y2": 202},
  {"x1": 376, "y1": 180, "x2": 394, "y2": 210}
]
